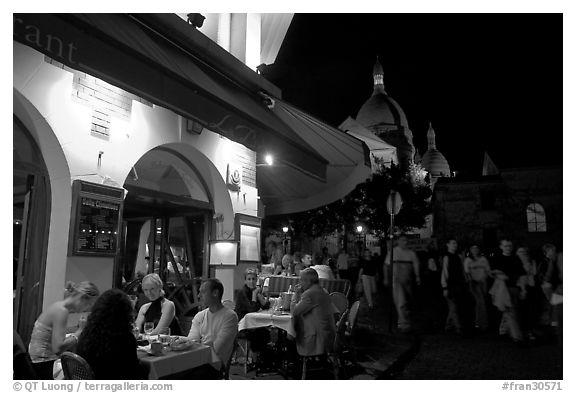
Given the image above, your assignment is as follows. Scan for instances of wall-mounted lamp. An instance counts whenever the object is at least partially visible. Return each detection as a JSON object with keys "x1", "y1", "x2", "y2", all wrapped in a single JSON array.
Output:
[
  {"x1": 282, "y1": 226, "x2": 289, "y2": 234},
  {"x1": 356, "y1": 225, "x2": 364, "y2": 233},
  {"x1": 256, "y1": 154, "x2": 274, "y2": 167},
  {"x1": 209, "y1": 240, "x2": 239, "y2": 266}
]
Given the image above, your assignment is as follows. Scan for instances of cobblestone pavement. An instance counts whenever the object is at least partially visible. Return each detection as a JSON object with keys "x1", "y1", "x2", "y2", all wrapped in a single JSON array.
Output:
[
  {"x1": 396, "y1": 282, "x2": 563, "y2": 380},
  {"x1": 397, "y1": 332, "x2": 562, "y2": 380}
]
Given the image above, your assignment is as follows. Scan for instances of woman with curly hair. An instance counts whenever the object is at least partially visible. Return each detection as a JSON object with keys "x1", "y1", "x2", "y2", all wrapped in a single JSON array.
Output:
[
  {"x1": 76, "y1": 289, "x2": 146, "y2": 379},
  {"x1": 28, "y1": 281, "x2": 99, "y2": 379}
]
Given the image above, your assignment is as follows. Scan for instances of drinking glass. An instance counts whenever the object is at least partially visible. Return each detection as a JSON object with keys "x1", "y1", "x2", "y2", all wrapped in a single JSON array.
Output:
[
  {"x1": 158, "y1": 327, "x2": 171, "y2": 348},
  {"x1": 143, "y1": 322, "x2": 154, "y2": 339}
]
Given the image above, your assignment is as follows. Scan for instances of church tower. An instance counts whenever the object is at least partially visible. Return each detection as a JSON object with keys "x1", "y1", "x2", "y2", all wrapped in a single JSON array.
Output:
[
  {"x1": 355, "y1": 58, "x2": 415, "y2": 169},
  {"x1": 421, "y1": 122, "x2": 451, "y2": 188}
]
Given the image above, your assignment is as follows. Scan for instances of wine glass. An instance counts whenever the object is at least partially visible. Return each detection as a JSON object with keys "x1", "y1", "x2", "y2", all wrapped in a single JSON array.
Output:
[{"x1": 143, "y1": 322, "x2": 154, "y2": 340}]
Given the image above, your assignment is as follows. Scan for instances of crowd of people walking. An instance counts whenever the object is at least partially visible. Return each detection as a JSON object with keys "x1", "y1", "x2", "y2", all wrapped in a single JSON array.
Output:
[{"x1": 269, "y1": 235, "x2": 563, "y2": 346}]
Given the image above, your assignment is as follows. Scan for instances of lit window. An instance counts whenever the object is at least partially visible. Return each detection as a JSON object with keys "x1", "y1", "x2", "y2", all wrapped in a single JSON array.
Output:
[{"x1": 526, "y1": 203, "x2": 547, "y2": 232}]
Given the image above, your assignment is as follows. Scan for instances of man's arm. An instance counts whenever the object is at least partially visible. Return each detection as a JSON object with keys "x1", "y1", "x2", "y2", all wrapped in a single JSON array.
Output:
[
  {"x1": 440, "y1": 256, "x2": 449, "y2": 290},
  {"x1": 187, "y1": 311, "x2": 203, "y2": 342},
  {"x1": 212, "y1": 312, "x2": 238, "y2": 362},
  {"x1": 292, "y1": 291, "x2": 316, "y2": 318},
  {"x1": 412, "y1": 251, "x2": 421, "y2": 285}
]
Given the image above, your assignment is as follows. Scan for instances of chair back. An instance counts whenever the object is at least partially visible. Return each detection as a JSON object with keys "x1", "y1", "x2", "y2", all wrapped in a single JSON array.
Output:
[
  {"x1": 319, "y1": 278, "x2": 351, "y2": 296},
  {"x1": 60, "y1": 352, "x2": 95, "y2": 380},
  {"x1": 347, "y1": 300, "x2": 361, "y2": 333},
  {"x1": 333, "y1": 309, "x2": 350, "y2": 353},
  {"x1": 266, "y1": 275, "x2": 300, "y2": 296},
  {"x1": 329, "y1": 292, "x2": 349, "y2": 315}
]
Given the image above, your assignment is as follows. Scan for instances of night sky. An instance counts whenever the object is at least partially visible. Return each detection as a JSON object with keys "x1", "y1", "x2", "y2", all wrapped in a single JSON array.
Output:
[{"x1": 262, "y1": 14, "x2": 563, "y2": 175}]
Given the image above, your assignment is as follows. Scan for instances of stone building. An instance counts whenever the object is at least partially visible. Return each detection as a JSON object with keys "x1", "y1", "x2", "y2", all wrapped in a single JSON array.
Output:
[{"x1": 433, "y1": 161, "x2": 562, "y2": 255}]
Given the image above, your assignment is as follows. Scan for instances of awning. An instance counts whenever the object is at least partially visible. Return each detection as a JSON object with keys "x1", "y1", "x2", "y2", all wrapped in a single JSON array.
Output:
[
  {"x1": 339, "y1": 116, "x2": 398, "y2": 165},
  {"x1": 258, "y1": 100, "x2": 372, "y2": 215},
  {"x1": 13, "y1": 13, "x2": 328, "y2": 181}
]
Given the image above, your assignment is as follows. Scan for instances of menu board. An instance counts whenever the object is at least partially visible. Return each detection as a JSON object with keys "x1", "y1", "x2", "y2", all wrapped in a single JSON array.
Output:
[
  {"x1": 70, "y1": 181, "x2": 124, "y2": 256},
  {"x1": 75, "y1": 197, "x2": 121, "y2": 254}
]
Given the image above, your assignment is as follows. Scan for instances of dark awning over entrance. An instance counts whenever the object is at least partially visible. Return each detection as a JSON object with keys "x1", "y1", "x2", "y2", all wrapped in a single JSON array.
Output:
[{"x1": 13, "y1": 13, "x2": 328, "y2": 181}]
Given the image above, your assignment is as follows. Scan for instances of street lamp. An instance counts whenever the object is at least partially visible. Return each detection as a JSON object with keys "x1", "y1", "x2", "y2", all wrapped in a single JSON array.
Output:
[
  {"x1": 282, "y1": 226, "x2": 290, "y2": 254},
  {"x1": 355, "y1": 224, "x2": 365, "y2": 252}
]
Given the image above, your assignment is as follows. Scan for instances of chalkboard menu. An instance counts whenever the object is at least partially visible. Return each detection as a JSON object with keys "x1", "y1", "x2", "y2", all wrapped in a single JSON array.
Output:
[{"x1": 69, "y1": 181, "x2": 124, "y2": 256}]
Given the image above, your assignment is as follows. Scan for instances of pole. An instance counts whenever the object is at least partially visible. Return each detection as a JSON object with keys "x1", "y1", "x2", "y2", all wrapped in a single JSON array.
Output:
[{"x1": 388, "y1": 212, "x2": 395, "y2": 333}]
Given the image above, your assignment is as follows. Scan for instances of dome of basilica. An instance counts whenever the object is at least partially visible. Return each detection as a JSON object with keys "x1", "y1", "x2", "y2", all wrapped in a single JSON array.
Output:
[
  {"x1": 356, "y1": 58, "x2": 410, "y2": 130},
  {"x1": 421, "y1": 123, "x2": 450, "y2": 177}
]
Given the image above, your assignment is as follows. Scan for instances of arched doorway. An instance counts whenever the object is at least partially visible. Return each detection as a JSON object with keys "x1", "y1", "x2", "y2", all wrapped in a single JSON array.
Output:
[
  {"x1": 13, "y1": 116, "x2": 50, "y2": 343},
  {"x1": 118, "y1": 146, "x2": 216, "y2": 322}
]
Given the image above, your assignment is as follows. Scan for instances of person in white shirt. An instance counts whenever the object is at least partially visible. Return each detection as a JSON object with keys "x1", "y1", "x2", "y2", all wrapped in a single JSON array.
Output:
[
  {"x1": 336, "y1": 249, "x2": 349, "y2": 280},
  {"x1": 311, "y1": 254, "x2": 335, "y2": 280},
  {"x1": 173, "y1": 278, "x2": 238, "y2": 379}
]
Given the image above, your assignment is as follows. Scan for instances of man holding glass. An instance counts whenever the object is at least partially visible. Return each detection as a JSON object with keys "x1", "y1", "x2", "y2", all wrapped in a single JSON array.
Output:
[{"x1": 290, "y1": 268, "x2": 336, "y2": 357}]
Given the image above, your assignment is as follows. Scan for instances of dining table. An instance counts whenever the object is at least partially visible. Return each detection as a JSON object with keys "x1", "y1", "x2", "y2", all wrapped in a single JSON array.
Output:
[
  {"x1": 137, "y1": 339, "x2": 220, "y2": 380},
  {"x1": 238, "y1": 305, "x2": 296, "y2": 337}
]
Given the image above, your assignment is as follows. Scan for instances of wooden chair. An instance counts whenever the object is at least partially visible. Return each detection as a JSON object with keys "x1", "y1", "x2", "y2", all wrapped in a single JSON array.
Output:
[
  {"x1": 331, "y1": 309, "x2": 350, "y2": 379},
  {"x1": 329, "y1": 292, "x2": 349, "y2": 316},
  {"x1": 266, "y1": 276, "x2": 300, "y2": 297},
  {"x1": 347, "y1": 300, "x2": 361, "y2": 336},
  {"x1": 222, "y1": 299, "x2": 252, "y2": 376},
  {"x1": 60, "y1": 352, "x2": 95, "y2": 380},
  {"x1": 299, "y1": 310, "x2": 348, "y2": 380},
  {"x1": 319, "y1": 278, "x2": 351, "y2": 297}
]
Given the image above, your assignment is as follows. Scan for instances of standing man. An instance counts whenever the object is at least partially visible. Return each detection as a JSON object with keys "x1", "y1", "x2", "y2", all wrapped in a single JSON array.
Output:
[
  {"x1": 174, "y1": 278, "x2": 238, "y2": 379},
  {"x1": 441, "y1": 239, "x2": 470, "y2": 335},
  {"x1": 336, "y1": 248, "x2": 349, "y2": 280},
  {"x1": 291, "y1": 268, "x2": 336, "y2": 357},
  {"x1": 385, "y1": 235, "x2": 421, "y2": 333},
  {"x1": 490, "y1": 239, "x2": 524, "y2": 342}
]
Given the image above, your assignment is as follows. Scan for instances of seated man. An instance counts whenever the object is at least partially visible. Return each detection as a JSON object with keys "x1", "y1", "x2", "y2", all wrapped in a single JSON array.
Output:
[
  {"x1": 173, "y1": 278, "x2": 238, "y2": 379},
  {"x1": 290, "y1": 268, "x2": 336, "y2": 357}
]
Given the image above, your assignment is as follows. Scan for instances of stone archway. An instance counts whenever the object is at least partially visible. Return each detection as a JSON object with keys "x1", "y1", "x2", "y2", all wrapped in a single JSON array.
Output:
[{"x1": 13, "y1": 89, "x2": 72, "y2": 341}]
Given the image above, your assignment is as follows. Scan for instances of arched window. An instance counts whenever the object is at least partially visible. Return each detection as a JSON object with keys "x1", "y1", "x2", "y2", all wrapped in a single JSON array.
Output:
[{"x1": 526, "y1": 203, "x2": 547, "y2": 232}]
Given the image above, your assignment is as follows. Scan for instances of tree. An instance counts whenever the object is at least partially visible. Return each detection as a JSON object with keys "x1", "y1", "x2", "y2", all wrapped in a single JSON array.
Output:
[{"x1": 264, "y1": 160, "x2": 433, "y2": 239}]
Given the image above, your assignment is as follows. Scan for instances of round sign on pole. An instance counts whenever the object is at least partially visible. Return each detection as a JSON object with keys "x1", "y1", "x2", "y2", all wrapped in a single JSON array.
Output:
[{"x1": 386, "y1": 190, "x2": 403, "y2": 215}]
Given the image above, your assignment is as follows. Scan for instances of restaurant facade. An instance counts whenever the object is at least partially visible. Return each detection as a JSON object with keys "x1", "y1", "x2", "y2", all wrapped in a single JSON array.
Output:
[{"x1": 13, "y1": 14, "x2": 371, "y2": 342}]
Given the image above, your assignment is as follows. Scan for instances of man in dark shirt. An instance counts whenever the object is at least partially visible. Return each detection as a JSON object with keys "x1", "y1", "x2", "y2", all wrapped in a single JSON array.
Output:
[
  {"x1": 491, "y1": 239, "x2": 524, "y2": 342},
  {"x1": 491, "y1": 239, "x2": 524, "y2": 287}
]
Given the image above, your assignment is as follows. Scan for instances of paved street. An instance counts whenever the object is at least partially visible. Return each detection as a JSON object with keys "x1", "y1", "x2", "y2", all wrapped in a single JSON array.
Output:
[
  {"x1": 396, "y1": 332, "x2": 562, "y2": 380},
  {"x1": 395, "y1": 281, "x2": 563, "y2": 380}
]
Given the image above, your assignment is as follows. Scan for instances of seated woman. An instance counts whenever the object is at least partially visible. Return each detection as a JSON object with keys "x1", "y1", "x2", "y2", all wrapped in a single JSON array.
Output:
[
  {"x1": 234, "y1": 268, "x2": 270, "y2": 366},
  {"x1": 28, "y1": 281, "x2": 100, "y2": 379},
  {"x1": 280, "y1": 253, "x2": 295, "y2": 276},
  {"x1": 76, "y1": 289, "x2": 147, "y2": 379},
  {"x1": 135, "y1": 273, "x2": 181, "y2": 336}
]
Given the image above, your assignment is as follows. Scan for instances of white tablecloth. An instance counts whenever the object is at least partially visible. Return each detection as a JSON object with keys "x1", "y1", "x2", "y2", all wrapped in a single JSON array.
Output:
[
  {"x1": 138, "y1": 342, "x2": 217, "y2": 379},
  {"x1": 238, "y1": 309, "x2": 296, "y2": 337}
]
